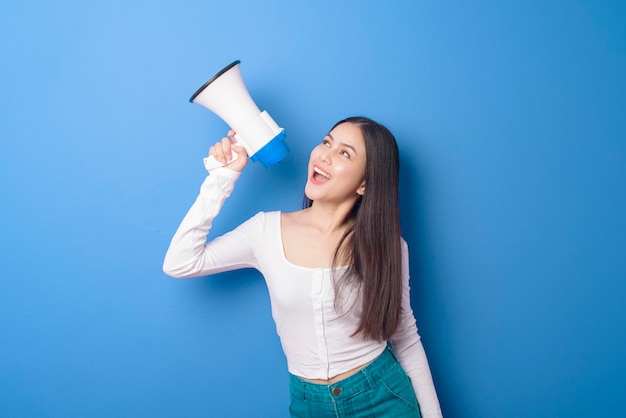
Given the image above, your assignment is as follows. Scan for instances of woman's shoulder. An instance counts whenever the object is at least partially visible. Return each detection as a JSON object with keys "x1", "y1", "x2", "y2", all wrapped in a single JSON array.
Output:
[
  {"x1": 244, "y1": 210, "x2": 286, "y2": 231},
  {"x1": 233, "y1": 211, "x2": 282, "y2": 244},
  {"x1": 247, "y1": 210, "x2": 281, "y2": 223}
]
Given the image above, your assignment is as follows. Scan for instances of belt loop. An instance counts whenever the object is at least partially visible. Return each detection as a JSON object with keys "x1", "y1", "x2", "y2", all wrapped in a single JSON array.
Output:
[{"x1": 360, "y1": 364, "x2": 376, "y2": 389}]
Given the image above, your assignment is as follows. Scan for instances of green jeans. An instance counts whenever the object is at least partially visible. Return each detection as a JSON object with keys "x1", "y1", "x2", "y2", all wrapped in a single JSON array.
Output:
[{"x1": 289, "y1": 347, "x2": 422, "y2": 418}]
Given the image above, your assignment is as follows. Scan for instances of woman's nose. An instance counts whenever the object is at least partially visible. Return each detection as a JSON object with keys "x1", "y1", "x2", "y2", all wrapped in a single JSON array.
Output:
[{"x1": 319, "y1": 149, "x2": 331, "y2": 164}]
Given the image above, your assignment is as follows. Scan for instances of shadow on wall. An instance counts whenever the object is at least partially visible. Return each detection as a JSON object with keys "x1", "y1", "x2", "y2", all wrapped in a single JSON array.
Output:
[{"x1": 399, "y1": 147, "x2": 455, "y2": 415}]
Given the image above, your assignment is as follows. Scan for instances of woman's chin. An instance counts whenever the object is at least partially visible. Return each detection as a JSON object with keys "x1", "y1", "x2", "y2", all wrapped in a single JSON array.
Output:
[{"x1": 304, "y1": 182, "x2": 325, "y2": 201}]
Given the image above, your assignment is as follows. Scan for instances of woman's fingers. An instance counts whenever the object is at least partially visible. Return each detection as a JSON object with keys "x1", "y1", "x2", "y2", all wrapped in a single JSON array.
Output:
[
  {"x1": 209, "y1": 141, "x2": 227, "y2": 164},
  {"x1": 221, "y1": 136, "x2": 234, "y2": 163},
  {"x1": 209, "y1": 132, "x2": 235, "y2": 164},
  {"x1": 208, "y1": 130, "x2": 248, "y2": 171}
]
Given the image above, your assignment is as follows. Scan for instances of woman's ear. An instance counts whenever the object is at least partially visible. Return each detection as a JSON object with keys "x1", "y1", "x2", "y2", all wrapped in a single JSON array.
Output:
[{"x1": 357, "y1": 181, "x2": 366, "y2": 196}]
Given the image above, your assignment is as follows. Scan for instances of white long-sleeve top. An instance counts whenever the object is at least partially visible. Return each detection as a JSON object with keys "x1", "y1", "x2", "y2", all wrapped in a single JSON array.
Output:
[{"x1": 163, "y1": 167, "x2": 442, "y2": 418}]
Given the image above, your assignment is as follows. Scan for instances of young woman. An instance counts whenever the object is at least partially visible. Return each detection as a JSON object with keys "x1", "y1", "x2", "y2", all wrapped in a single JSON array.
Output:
[{"x1": 163, "y1": 117, "x2": 443, "y2": 417}]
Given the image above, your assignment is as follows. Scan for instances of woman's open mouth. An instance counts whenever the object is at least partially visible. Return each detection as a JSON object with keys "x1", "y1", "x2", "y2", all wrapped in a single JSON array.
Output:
[{"x1": 311, "y1": 166, "x2": 332, "y2": 183}]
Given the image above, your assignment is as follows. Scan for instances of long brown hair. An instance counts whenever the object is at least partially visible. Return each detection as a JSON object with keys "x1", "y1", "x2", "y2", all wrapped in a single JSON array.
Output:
[{"x1": 304, "y1": 116, "x2": 403, "y2": 341}]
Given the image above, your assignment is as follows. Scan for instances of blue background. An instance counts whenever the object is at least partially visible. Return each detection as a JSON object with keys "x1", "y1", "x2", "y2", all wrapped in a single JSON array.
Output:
[{"x1": 1, "y1": 1, "x2": 625, "y2": 417}]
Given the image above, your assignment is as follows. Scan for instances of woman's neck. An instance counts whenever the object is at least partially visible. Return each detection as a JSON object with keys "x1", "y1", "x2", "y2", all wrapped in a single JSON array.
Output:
[{"x1": 304, "y1": 199, "x2": 356, "y2": 236}]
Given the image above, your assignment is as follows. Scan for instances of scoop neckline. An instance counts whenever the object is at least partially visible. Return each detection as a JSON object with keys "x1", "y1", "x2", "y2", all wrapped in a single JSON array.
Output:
[{"x1": 276, "y1": 212, "x2": 349, "y2": 272}]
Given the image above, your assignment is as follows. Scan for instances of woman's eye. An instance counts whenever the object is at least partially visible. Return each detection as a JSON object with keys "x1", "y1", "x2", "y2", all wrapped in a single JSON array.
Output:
[
  {"x1": 322, "y1": 139, "x2": 330, "y2": 147},
  {"x1": 341, "y1": 150, "x2": 350, "y2": 158}
]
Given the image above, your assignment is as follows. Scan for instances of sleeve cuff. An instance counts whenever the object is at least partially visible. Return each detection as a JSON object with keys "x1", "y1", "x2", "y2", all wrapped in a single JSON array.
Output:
[{"x1": 207, "y1": 166, "x2": 242, "y2": 181}]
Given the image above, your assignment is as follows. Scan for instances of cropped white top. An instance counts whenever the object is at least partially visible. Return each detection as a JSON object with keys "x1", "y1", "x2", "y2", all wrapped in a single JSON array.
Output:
[{"x1": 163, "y1": 167, "x2": 442, "y2": 417}]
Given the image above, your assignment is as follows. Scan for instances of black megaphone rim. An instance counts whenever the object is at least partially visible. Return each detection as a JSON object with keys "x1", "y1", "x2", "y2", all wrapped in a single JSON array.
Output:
[{"x1": 189, "y1": 60, "x2": 242, "y2": 103}]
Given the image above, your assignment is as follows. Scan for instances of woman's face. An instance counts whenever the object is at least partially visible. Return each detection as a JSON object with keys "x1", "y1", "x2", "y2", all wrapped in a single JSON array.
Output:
[{"x1": 305, "y1": 122, "x2": 367, "y2": 204}]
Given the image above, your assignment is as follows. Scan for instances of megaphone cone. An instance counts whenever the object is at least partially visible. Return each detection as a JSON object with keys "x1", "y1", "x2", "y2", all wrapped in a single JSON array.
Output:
[{"x1": 190, "y1": 60, "x2": 288, "y2": 170}]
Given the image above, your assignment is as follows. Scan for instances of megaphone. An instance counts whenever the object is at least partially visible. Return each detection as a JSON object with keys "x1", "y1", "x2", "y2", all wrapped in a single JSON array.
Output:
[{"x1": 190, "y1": 60, "x2": 288, "y2": 170}]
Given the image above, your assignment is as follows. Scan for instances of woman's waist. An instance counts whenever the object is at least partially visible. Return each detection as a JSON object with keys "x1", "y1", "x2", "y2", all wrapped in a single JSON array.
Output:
[
  {"x1": 289, "y1": 347, "x2": 399, "y2": 399},
  {"x1": 286, "y1": 342, "x2": 387, "y2": 382},
  {"x1": 299, "y1": 358, "x2": 376, "y2": 384}
]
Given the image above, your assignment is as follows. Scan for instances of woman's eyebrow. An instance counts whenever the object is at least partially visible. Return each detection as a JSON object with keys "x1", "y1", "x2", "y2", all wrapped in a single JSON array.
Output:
[{"x1": 327, "y1": 133, "x2": 358, "y2": 155}]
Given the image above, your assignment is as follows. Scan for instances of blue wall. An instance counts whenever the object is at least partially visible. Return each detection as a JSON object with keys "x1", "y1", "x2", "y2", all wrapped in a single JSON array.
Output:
[{"x1": 2, "y1": 1, "x2": 625, "y2": 417}]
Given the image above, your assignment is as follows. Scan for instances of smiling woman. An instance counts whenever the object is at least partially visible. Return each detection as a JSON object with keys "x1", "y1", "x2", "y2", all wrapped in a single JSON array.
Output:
[
  {"x1": 304, "y1": 121, "x2": 367, "y2": 208},
  {"x1": 163, "y1": 117, "x2": 443, "y2": 418}
]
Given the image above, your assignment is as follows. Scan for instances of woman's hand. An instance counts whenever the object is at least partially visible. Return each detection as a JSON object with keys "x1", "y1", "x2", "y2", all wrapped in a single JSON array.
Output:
[{"x1": 208, "y1": 130, "x2": 249, "y2": 172}]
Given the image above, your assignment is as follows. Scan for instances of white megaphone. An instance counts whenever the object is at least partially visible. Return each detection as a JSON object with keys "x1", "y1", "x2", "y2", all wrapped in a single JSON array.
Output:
[{"x1": 190, "y1": 60, "x2": 288, "y2": 170}]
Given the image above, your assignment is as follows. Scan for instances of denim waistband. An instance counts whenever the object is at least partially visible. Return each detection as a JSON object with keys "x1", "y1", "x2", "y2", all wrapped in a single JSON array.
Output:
[{"x1": 289, "y1": 347, "x2": 397, "y2": 401}]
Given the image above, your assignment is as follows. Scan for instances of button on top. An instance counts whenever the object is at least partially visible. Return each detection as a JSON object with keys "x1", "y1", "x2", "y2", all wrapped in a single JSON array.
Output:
[{"x1": 332, "y1": 387, "x2": 342, "y2": 396}]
